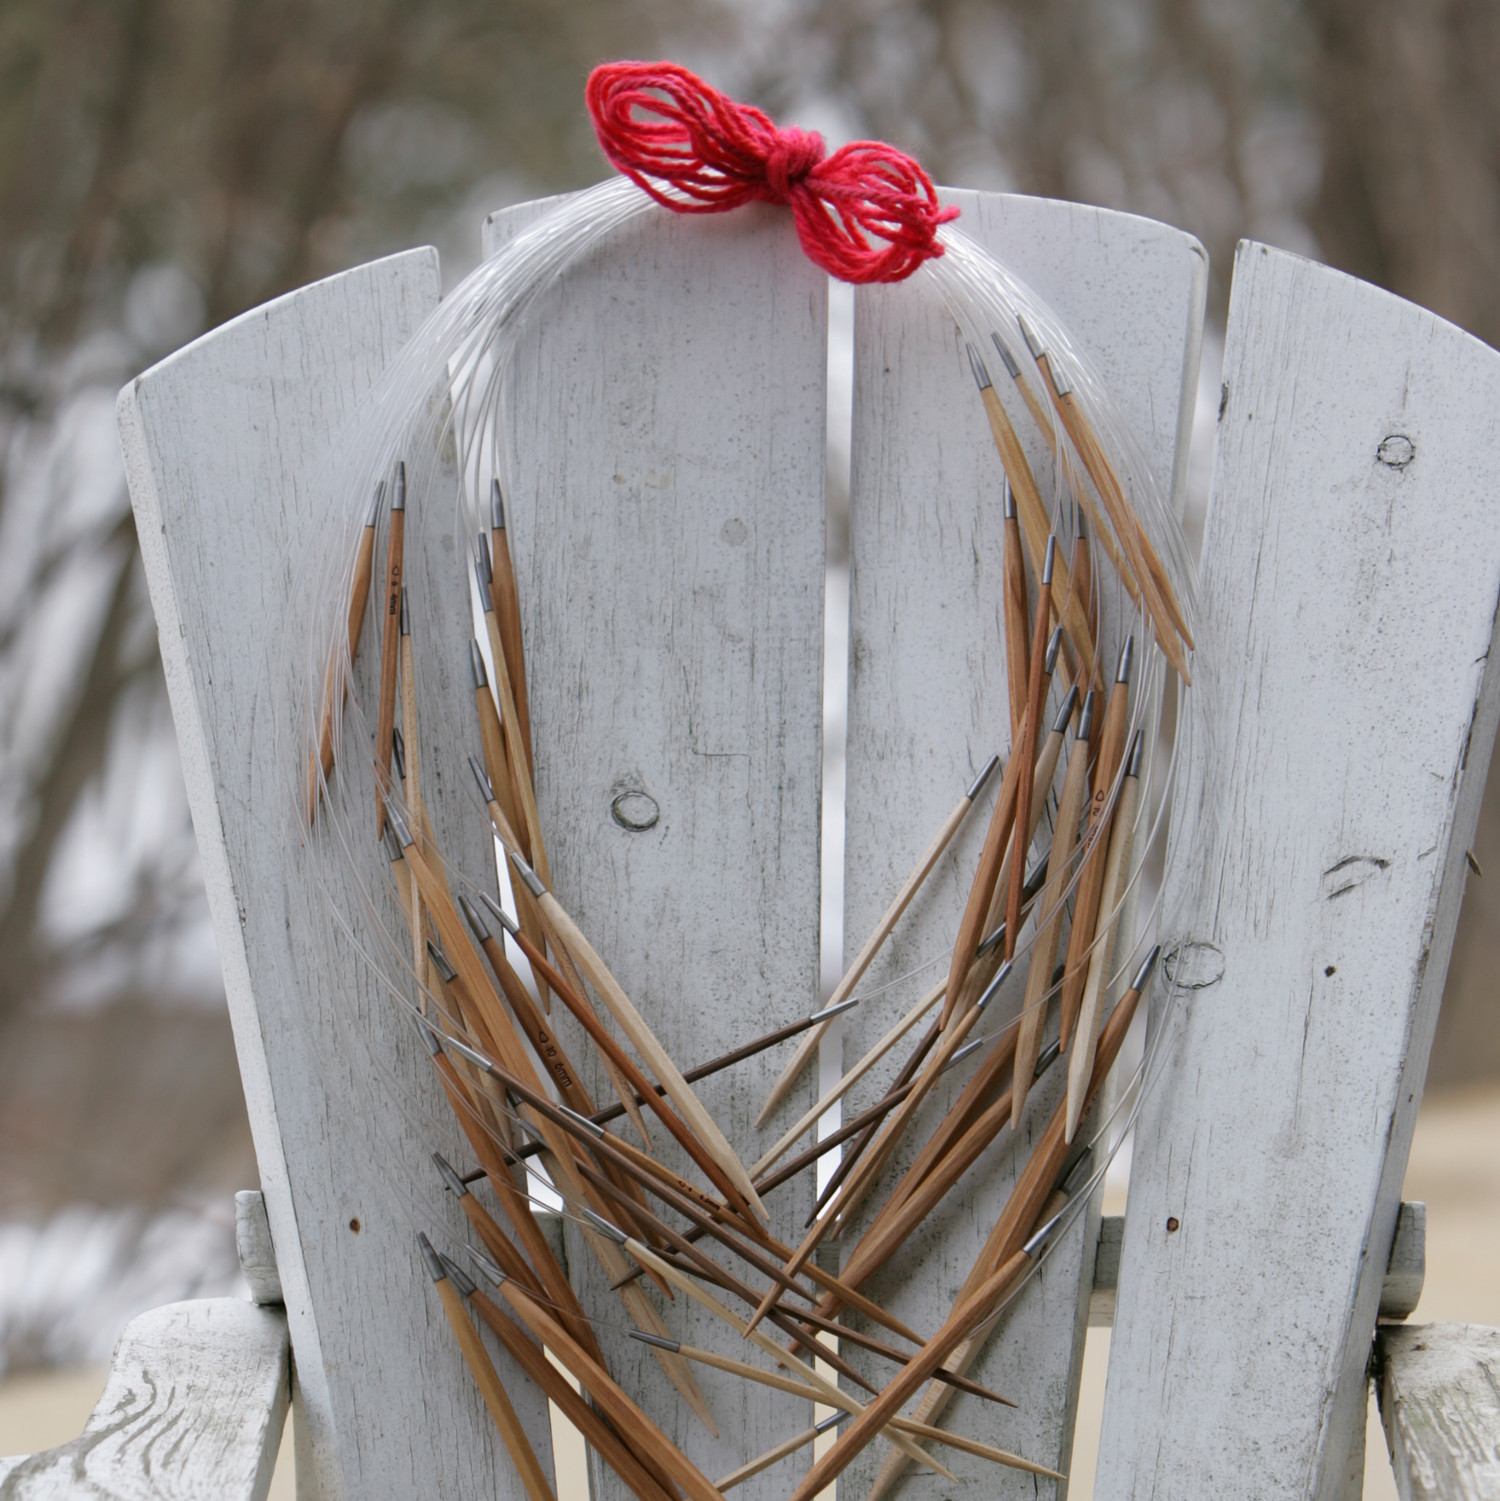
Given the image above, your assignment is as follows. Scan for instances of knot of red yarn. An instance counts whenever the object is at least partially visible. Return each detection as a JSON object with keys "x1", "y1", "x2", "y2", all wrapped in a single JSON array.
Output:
[{"x1": 586, "y1": 61, "x2": 959, "y2": 285}]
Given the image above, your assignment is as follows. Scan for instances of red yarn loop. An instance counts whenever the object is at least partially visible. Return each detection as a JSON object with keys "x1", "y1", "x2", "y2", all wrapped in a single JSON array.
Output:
[{"x1": 586, "y1": 61, "x2": 959, "y2": 285}]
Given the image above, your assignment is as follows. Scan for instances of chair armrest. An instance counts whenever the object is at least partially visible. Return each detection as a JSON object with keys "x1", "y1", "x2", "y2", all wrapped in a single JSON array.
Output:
[
  {"x1": 0, "y1": 1298, "x2": 289, "y2": 1500},
  {"x1": 1377, "y1": 1323, "x2": 1500, "y2": 1501}
]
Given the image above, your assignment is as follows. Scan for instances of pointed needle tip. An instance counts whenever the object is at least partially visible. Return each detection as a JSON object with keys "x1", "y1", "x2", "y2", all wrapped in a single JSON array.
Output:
[
  {"x1": 468, "y1": 752, "x2": 494, "y2": 804},
  {"x1": 440, "y1": 1253, "x2": 477, "y2": 1298},
  {"x1": 990, "y1": 331, "x2": 1021, "y2": 379},
  {"x1": 479, "y1": 889, "x2": 518, "y2": 938},
  {"x1": 629, "y1": 1328, "x2": 681, "y2": 1353},
  {"x1": 508, "y1": 849, "x2": 547, "y2": 899},
  {"x1": 392, "y1": 461, "x2": 406, "y2": 512},
  {"x1": 1043, "y1": 534, "x2": 1057, "y2": 585},
  {"x1": 365, "y1": 482, "x2": 384, "y2": 527},
  {"x1": 466, "y1": 1243, "x2": 505, "y2": 1286},
  {"x1": 966, "y1": 343, "x2": 993, "y2": 391},
  {"x1": 469, "y1": 639, "x2": 487, "y2": 691},
  {"x1": 1132, "y1": 945, "x2": 1161, "y2": 992},
  {"x1": 1117, "y1": 635, "x2": 1135, "y2": 685},
  {"x1": 966, "y1": 753, "x2": 1002, "y2": 801},
  {"x1": 432, "y1": 1152, "x2": 470, "y2": 1198},
  {"x1": 490, "y1": 478, "x2": 506, "y2": 531},
  {"x1": 417, "y1": 1232, "x2": 445, "y2": 1282},
  {"x1": 1051, "y1": 683, "x2": 1080, "y2": 736},
  {"x1": 477, "y1": 531, "x2": 493, "y2": 585},
  {"x1": 458, "y1": 893, "x2": 488, "y2": 942}
]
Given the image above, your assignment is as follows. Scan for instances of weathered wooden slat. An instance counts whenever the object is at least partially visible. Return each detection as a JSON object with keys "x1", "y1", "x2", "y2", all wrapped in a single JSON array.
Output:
[
  {"x1": 0, "y1": 1299, "x2": 288, "y2": 1501},
  {"x1": 838, "y1": 191, "x2": 1206, "y2": 1497},
  {"x1": 1378, "y1": 1323, "x2": 1500, "y2": 1501},
  {"x1": 481, "y1": 199, "x2": 827, "y2": 1499},
  {"x1": 1098, "y1": 241, "x2": 1500, "y2": 1500},
  {"x1": 119, "y1": 250, "x2": 555, "y2": 1501}
]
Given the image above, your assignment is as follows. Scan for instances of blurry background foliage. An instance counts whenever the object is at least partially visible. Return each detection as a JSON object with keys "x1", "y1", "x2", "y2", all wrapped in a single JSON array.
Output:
[{"x1": 0, "y1": 0, "x2": 1497, "y2": 1367}]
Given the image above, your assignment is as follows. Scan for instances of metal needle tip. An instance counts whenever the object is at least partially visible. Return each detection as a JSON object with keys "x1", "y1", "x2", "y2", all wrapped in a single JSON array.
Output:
[
  {"x1": 417, "y1": 1018, "x2": 443, "y2": 1056},
  {"x1": 400, "y1": 587, "x2": 410, "y2": 637},
  {"x1": 1132, "y1": 944, "x2": 1162, "y2": 992},
  {"x1": 811, "y1": 994, "x2": 861, "y2": 1023},
  {"x1": 466, "y1": 1244, "x2": 506, "y2": 1287},
  {"x1": 440, "y1": 1254, "x2": 477, "y2": 1298},
  {"x1": 1035, "y1": 1038, "x2": 1062, "y2": 1077},
  {"x1": 477, "y1": 532, "x2": 493, "y2": 585},
  {"x1": 445, "y1": 1035, "x2": 495, "y2": 1073},
  {"x1": 1051, "y1": 684, "x2": 1080, "y2": 736},
  {"x1": 490, "y1": 478, "x2": 506, "y2": 532},
  {"x1": 561, "y1": 1103, "x2": 606, "y2": 1140},
  {"x1": 391, "y1": 727, "x2": 406, "y2": 783},
  {"x1": 582, "y1": 1206, "x2": 628, "y2": 1243},
  {"x1": 1126, "y1": 728, "x2": 1145, "y2": 778},
  {"x1": 457, "y1": 894, "x2": 488, "y2": 942},
  {"x1": 426, "y1": 940, "x2": 457, "y2": 984},
  {"x1": 392, "y1": 461, "x2": 406, "y2": 512},
  {"x1": 945, "y1": 1035, "x2": 985, "y2": 1069},
  {"x1": 385, "y1": 800, "x2": 414, "y2": 849},
  {"x1": 1044, "y1": 624, "x2": 1063, "y2": 675},
  {"x1": 629, "y1": 1329, "x2": 681, "y2": 1353},
  {"x1": 479, "y1": 891, "x2": 519, "y2": 939},
  {"x1": 1078, "y1": 689, "x2": 1098, "y2": 741},
  {"x1": 815, "y1": 1410, "x2": 852, "y2": 1434},
  {"x1": 976, "y1": 960, "x2": 1014, "y2": 1011},
  {"x1": 976, "y1": 920, "x2": 1006, "y2": 958},
  {"x1": 433, "y1": 1153, "x2": 470, "y2": 1198},
  {"x1": 473, "y1": 558, "x2": 490, "y2": 603},
  {"x1": 469, "y1": 640, "x2": 488, "y2": 691},
  {"x1": 1116, "y1": 634, "x2": 1135, "y2": 685},
  {"x1": 967, "y1": 343, "x2": 993, "y2": 391},
  {"x1": 1043, "y1": 534, "x2": 1057, "y2": 585},
  {"x1": 507, "y1": 849, "x2": 547, "y2": 899},
  {"x1": 417, "y1": 1232, "x2": 446, "y2": 1282},
  {"x1": 365, "y1": 481, "x2": 384, "y2": 527},
  {"x1": 966, "y1": 753, "x2": 1001, "y2": 801},
  {"x1": 1001, "y1": 477, "x2": 1016, "y2": 521},
  {"x1": 990, "y1": 331, "x2": 1021, "y2": 379},
  {"x1": 1061, "y1": 1149, "x2": 1095, "y2": 1196},
  {"x1": 468, "y1": 753, "x2": 494, "y2": 804},
  {"x1": 1017, "y1": 316, "x2": 1046, "y2": 362},
  {"x1": 1023, "y1": 1207, "x2": 1068, "y2": 1258}
]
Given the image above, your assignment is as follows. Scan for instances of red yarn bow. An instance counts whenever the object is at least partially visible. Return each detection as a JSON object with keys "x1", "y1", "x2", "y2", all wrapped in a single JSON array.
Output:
[{"x1": 586, "y1": 61, "x2": 958, "y2": 285}]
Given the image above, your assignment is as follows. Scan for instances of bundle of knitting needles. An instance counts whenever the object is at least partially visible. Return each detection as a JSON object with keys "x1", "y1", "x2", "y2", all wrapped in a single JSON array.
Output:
[{"x1": 294, "y1": 181, "x2": 1200, "y2": 1501}]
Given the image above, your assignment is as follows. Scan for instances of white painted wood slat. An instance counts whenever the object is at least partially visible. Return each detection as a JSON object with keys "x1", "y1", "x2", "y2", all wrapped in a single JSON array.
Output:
[
  {"x1": 838, "y1": 191, "x2": 1206, "y2": 1497},
  {"x1": 1378, "y1": 1323, "x2": 1500, "y2": 1501},
  {"x1": 1098, "y1": 241, "x2": 1500, "y2": 1500},
  {"x1": 0, "y1": 1300, "x2": 288, "y2": 1500},
  {"x1": 119, "y1": 250, "x2": 557, "y2": 1501},
  {"x1": 481, "y1": 198, "x2": 828, "y2": 1501}
]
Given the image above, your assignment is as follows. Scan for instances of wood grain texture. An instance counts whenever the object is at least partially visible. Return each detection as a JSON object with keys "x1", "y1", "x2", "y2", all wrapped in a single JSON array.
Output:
[
  {"x1": 483, "y1": 199, "x2": 827, "y2": 1500},
  {"x1": 120, "y1": 250, "x2": 557, "y2": 1501},
  {"x1": 839, "y1": 191, "x2": 1206, "y2": 1498},
  {"x1": 1097, "y1": 241, "x2": 1500, "y2": 1500},
  {"x1": 0, "y1": 1299, "x2": 288, "y2": 1500},
  {"x1": 1378, "y1": 1323, "x2": 1500, "y2": 1501}
]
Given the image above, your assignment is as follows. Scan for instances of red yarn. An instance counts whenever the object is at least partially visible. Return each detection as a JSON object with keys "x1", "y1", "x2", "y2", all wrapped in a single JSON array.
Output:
[{"x1": 586, "y1": 61, "x2": 958, "y2": 285}]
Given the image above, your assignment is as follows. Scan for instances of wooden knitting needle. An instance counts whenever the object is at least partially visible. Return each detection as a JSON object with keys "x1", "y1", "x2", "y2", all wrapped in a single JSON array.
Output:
[
  {"x1": 1005, "y1": 537, "x2": 1056, "y2": 957},
  {"x1": 310, "y1": 482, "x2": 381, "y2": 815},
  {"x1": 752, "y1": 978, "x2": 944, "y2": 1178},
  {"x1": 473, "y1": 876, "x2": 652, "y2": 1153},
  {"x1": 940, "y1": 723, "x2": 1027, "y2": 1028},
  {"x1": 419, "y1": 1027, "x2": 602, "y2": 1361},
  {"x1": 571, "y1": 1126, "x2": 921, "y2": 1345},
  {"x1": 373, "y1": 461, "x2": 405, "y2": 836},
  {"x1": 473, "y1": 890, "x2": 746, "y2": 1221},
  {"x1": 572, "y1": 994, "x2": 862, "y2": 1138},
  {"x1": 1060, "y1": 638, "x2": 1133, "y2": 1050},
  {"x1": 716, "y1": 1411, "x2": 848, "y2": 1491},
  {"x1": 969, "y1": 345, "x2": 1099, "y2": 682},
  {"x1": 756, "y1": 753, "x2": 999, "y2": 1126},
  {"x1": 508, "y1": 848, "x2": 768, "y2": 1222},
  {"x1": 1019, "y1": 319, "x2": 1192, "y2": 675},
  {"x1": 397, "y1": 588, "x2": 431, "y2": 997},
  {"x1": 458, "y1": 1269, "x2": 680, "y2": 1501},
  {"x1": 750, "y1": 961, "x2": 1014, "y2": 1334},
  {"x1": 1066, "y1": 728, "x2": 1144, "y2": 1142},
  {"x1": 459, "y1": 894, "x2": 590, "y2": 1114},
  {"x1": 472, "y1": 1258, "x2": 727, "y2": 1501},
  {"x1": 863, "y1": 949, "x2": 1159, "y2": 1501},
  {"x1": 1013, "y1": 689, "x2": 1096, "y2": 1125},
  {"x1": 604, "y1": 1039, "x2": 986, "y2": 1295},
  {"x1": 613, "y1": 1231, "x2": 948, "y2": 1482},
  {"x1": 417, "y1": 1236, "x2": 556, "y2": 1501},
  {"x1": 628, "y1": 1332, "x2": 1046, "y2": 1479},
  {"x1": 1002, "y1": 479, "x2": 1030, "y2": 743},
  {"x1": 488, "y1": 481, "x2": 535, "y2": 778},
  {"x1": 834, "y1": 1044, "x2": 1066, "y2": 1298}
]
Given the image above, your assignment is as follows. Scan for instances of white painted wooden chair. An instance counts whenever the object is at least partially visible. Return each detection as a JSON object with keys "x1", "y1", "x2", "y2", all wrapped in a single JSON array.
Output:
[{"x1": 3, "y1": 188, "x2": 1497, "y2": 1500}]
